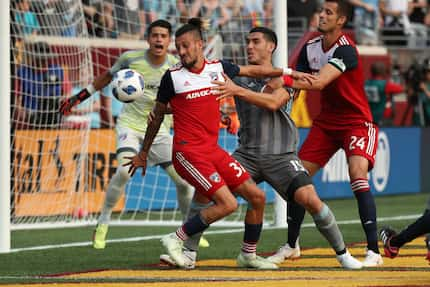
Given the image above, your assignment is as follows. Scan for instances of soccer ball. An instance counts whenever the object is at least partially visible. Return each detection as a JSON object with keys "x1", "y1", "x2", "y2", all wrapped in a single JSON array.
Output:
[{"x1": 112, "y1": 69, "x2": 145, "y2": 103}]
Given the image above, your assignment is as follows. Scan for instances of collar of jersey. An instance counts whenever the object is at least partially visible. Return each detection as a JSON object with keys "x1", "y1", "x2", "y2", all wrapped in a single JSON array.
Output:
[{"x1": 188, "y1": 59, "x2": 207, "y2": 74}]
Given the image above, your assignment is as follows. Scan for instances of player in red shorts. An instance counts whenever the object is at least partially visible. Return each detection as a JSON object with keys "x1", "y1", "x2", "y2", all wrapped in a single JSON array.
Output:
[
  {"x1": 124, "y1": 18, "x2": 305, "y2": 269},
  {"x1": 268, "y1": 0, "x2": 382, "y2": 267}
]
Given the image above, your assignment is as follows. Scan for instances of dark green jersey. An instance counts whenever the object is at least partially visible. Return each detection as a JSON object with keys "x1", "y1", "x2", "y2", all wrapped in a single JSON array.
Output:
[{"x1": 365, "y1": 79, "x2": 387, "y2": 124}]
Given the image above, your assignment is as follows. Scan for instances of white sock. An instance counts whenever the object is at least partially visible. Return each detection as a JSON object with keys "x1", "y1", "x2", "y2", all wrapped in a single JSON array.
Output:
[{"x1": 98, "y1": 165, "x2": 130, "y2": 224}]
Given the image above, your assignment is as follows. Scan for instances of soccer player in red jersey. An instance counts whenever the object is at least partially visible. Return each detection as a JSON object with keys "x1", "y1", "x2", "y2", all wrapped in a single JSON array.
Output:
[
  {"x1": 268, "y1": 0, "x2": 383, "y2": 267},
  {"x1": 124, "y1": 18, "x2": 299, "y2": 269}
]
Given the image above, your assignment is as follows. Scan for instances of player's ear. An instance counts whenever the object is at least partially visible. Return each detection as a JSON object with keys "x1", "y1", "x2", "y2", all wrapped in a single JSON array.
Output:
[{"x1": 337, "y1": 15, "x2": 347, "y2": 27}]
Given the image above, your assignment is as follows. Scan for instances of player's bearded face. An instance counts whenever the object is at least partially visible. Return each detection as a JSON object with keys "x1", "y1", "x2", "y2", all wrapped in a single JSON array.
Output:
[{"x1": 176, "y1": 34, "x2": 202, "y2": 69}]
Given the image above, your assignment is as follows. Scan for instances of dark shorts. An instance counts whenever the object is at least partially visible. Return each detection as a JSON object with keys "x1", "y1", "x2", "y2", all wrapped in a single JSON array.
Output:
[{"x1": 232, "y1": 149, "x2": 312, "y2": 201}]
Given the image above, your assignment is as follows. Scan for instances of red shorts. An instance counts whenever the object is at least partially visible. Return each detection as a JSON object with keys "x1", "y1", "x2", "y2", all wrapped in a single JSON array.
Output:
[
  {"x1": 299, "y1": 122, "x2": 378, "y2": 170},
  {"x1": 172, "y1": 146, "x2": 251, "y2": 198}
]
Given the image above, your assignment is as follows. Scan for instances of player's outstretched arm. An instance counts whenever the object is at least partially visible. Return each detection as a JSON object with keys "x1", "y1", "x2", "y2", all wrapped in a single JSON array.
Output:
[
  {"x1": 60, "y1": 71, "x2": 113, "y2": 115},
  {"x1": 238, "y1": 65, "x2": 283, "y2": 78},
  {"x1": 213, "y1": 73, "x2": 291, "y2": 111},
  {"x1": 268, "y1": 63, "x2": 342, "y2": 91},
  {"x1": 123, "y1": 101, "x2": 168, "y2": 176},
  {"x1": 238, "y1": 65, "x2": 317, "y2": 84}
]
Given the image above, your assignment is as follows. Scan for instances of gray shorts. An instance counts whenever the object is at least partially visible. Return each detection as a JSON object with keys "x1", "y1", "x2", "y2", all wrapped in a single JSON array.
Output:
[{"x1": 232, "y1": 149, "x2": 311, "y2": 201}]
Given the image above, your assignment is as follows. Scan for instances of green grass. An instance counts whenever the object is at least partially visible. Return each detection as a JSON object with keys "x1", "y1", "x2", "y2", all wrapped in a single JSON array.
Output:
[{"x1": 0, "y1": 192, "x2": 428, "y2": 283}]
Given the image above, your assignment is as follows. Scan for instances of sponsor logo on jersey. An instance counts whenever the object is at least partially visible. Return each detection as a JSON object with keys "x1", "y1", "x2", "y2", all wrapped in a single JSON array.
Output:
[
  {"x1": 185, "y1": 88, "x2": 212, "y2": 100},
  {"x1": 184, "y1": 80, "x2": 191, "y2": 86},
  {"x1": 371, "y1": 131, "x2": 390, "y2": 192},
  {"x1": 209, "y1": 172, "x2": 221, "y2": 183}
]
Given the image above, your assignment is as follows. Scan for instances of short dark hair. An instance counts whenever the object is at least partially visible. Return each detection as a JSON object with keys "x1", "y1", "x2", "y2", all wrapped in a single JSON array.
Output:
[
  {"x1": 370, "y1": 62, "x2": 387, "y2": 77},
  {"x1": 249, "y1": 27, "x2": 278, "y2": 52},
  {"x1": 147, "y1": 19, "x2": 172, "y2": 36},
  {"x1": 326, "y1": 0, "x2": 352, "y2": 23},
  {"x1": 175, "y1": 18, "x2": 203, "y2": 40}
]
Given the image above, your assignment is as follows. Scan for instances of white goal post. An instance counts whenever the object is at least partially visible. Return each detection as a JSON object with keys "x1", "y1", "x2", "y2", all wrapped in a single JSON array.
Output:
[
  {"x1": 0, "y1": 0, "x2": 11, "y2": 253},
  {"x1": 2, "y1": 0, "x2": 288, "y2": 253}
]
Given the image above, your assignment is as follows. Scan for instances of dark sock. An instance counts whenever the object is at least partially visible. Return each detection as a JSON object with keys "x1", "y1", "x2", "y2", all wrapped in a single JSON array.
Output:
[
  {"x1": 354, "y1": 191, "x2": 379, "y2": 253},
  {"x1": 391, "y1": 209, "x2": 430, "y2": 248},
  {"x1": 243, "y1": 223, "x2": 262, "y2": 243},
  {"x1": 287, "y1": 200, "x2": 305, "y2": 248},
  {"x1": 183, "y1": 213, "x2": 209, "y2": 237}
]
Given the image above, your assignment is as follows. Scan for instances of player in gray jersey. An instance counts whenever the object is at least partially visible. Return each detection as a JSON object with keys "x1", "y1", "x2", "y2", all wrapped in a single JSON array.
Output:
[{"x1": 159, "y1": 27, "x2": 363, "y2": 270}]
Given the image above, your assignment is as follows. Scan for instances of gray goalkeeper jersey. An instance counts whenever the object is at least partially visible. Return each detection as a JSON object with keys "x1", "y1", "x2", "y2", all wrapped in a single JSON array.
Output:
[{"x1": 233, "y1": 76, "x2": 299, "y2": 155}]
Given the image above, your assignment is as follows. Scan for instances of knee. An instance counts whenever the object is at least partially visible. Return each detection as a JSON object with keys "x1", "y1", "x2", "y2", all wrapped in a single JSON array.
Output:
[
  {"x1": 223, "y1": 199, "x2": 238, "y2": 215},
  {"x1": 116, "y1": 166, "x2": 131, "y2": 182},
  {"x1": 294, "y1": 185, "x2": 322, "y2": 214}
]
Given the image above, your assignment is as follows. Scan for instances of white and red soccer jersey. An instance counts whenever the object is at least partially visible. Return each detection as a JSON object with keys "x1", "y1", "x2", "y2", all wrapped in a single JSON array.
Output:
[
  {"x1": 157, "y1": 59, "x2": 240, "y2": 152},
  {"x1": 296, "y1": 34, "x2": 373, "y2": 129}
]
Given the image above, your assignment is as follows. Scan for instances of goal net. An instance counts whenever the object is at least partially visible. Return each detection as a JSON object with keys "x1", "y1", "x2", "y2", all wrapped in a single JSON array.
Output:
[{"x1": 9, "y1": 0, "x2": 284, "y2": 229}]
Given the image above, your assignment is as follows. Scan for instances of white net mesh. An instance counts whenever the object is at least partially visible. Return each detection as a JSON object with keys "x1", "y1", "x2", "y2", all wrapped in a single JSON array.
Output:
[{"x1": 10, "y1": 0, "x2": 279, "y2": 228}]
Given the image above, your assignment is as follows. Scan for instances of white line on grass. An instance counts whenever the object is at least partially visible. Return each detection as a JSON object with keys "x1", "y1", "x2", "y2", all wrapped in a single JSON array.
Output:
[{"x1": 9, "y1": 214, "x2": 421, "y2": 253}]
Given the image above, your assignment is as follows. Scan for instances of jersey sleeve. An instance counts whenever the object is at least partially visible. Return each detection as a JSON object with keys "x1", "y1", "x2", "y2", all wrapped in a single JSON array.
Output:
[
  {"x1": 329, "y1": 45, "x2": 358, "y2": 72},
  {"x1": 109, "y1": 51, "x2": 133, "y2": 74},
  {"x1": 156, "y1": 70, "x2": 175, "y2": 104},
  {"x1": 295, "y1": 45, "x2": 311, "y2": 72},
  {"x1": 220, "y1": 59, "x2": 240, "y2": 79}
]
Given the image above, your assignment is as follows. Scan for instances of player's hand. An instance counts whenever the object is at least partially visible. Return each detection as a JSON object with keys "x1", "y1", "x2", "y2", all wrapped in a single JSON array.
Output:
[
  {"x1": 221, "y1": 114, "x2": 239, "y2": 134},
  {"x1": 290, "y1": 70, "x2": 317, "y2": 84},
  {"x1": 212, "y1": 73, "x2": 241, "y2": 100},
  {"x1": 60, "y1": 88, "x2": 91, "y2": 115},
  {"x1": 123, "y1": 151, "x2": 148, "y2": 177}
]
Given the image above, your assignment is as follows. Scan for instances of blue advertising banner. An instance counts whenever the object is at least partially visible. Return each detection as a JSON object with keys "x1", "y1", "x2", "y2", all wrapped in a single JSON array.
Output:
[{"x1": 125, "y1": 128, "x2": 422, "y2": 210}]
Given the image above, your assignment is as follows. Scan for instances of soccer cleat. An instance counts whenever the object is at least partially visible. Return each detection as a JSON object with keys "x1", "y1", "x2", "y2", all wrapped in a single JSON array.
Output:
[
  {"x1": 160, "y1": 233, "x2": 186, "y2": 267},
  {"x1": 92, "y1": 224, "x2": 109, "y2": 249},
  {"x1": 362, "y1": 249, "x2": 383, "y2": 267},
  {"x1": 336, "y1": 251, "x2": 363, "y2": 269},
  {"x1": 380, "y1": 227, "x2": 399, "y2": 259},
  {"x1": 199, "y1": 236, "x2": 210, "y2": 248},
  {"x1": 160, "y1": 250, "x2": 196, "y2": 269},
  {"x1": 267, "y1": 243, "x2": 300, "y2": 264},
  {"x1": 237, "y1": 252, "x2": 279, "y2": 270}
]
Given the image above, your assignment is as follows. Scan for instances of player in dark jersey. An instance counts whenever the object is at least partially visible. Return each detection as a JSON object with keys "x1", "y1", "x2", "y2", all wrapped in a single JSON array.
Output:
[
  {"x1": 267, "y1": 0, "x2": 382, "y2": 267},
  {"x1": 124, "y1": 18, "x2": 307, "y2": 270},
  {"x1": 380, "y1": 196, "x2": 430, "y2": 263},
  {"x1": 158, "y1": 26, "x2": 363, "y2": 270}
]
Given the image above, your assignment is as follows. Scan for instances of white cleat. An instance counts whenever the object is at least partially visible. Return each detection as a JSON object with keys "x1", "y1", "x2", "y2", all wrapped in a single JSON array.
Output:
[
  {"x1": 336, "y1": 251, "x2": 363, "y2": 269},
  {"x1": 362, "y1": 249, "x2": 383, "y2": 267},
  {"x1": 267, "y1": 243, "x2": 300, "y2": 264},
  {"x1": 160, "y1": 233, "x2": 185, "y2": 267},
  {"x1": 237, "y1": 252, "x2": 279, "y2": 270},
  {"x1": 160, "y1": 250, "x2": 197, "y2": 269}
]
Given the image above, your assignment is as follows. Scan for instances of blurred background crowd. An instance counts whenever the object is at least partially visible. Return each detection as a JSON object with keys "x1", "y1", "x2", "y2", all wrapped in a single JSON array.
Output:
[{"x1": 9, "y1": 0, "x2": 430, "y2": 129}]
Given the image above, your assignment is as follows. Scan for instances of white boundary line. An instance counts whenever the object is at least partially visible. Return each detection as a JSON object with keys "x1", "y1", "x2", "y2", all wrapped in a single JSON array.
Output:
[{"x1": 9, "y1": 214, "x2": 421, "y2": 253}]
